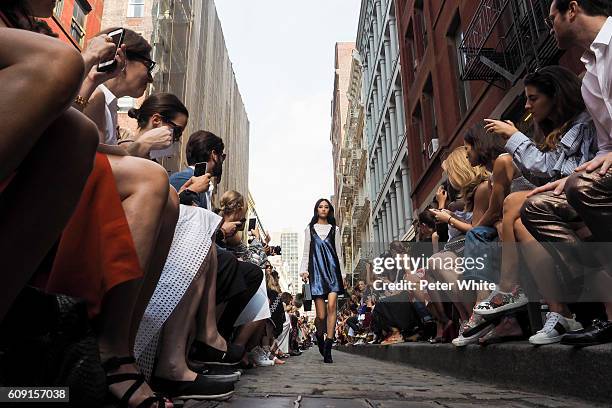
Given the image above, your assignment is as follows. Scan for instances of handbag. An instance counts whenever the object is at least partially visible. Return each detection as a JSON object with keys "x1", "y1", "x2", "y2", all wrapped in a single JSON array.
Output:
[{"x1": 302, "y1": 283, "x2": 312, "y2": 311}]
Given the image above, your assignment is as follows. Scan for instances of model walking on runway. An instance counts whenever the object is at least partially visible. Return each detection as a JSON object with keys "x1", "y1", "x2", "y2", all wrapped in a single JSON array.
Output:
[{"x1": 300, "y1": 199, "x2": 344, "y2": 363}]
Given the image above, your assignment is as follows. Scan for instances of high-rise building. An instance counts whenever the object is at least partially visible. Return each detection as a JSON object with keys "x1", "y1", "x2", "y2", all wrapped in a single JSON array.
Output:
[
  {"x1": 357, "y1": 0, "x2": 413, "y2": 254},
  {"x1": 343, "y1": 50, "x2": 374, "y2": 283},
  {"x1": 100, "y1": 0, "x2": 250, "y2": 204},
  {"x1": 280, "y1": 232, "x2": 300, "y2": 295},
  {"x1": 47, "y1": 0, "x2": 105, "y2": 49},
  {"x1": 394, "y1": 0, "x2": 583, "y2": 215}
]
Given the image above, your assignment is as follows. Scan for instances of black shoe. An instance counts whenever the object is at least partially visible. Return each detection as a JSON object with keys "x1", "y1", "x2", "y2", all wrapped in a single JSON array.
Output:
[
  {"x1": 316, "y1": 333, "x2": 325, "y2": 357},
  {"x1": 323, "y1": 339, "x2": 333, "y2": 363},
  {"x1": 289, "y1": 350, "x2": 302, "y2": 357},
  {"x1": 189, "y1": 340, "x2": 244, "y2": 366},
  {"x1": 190, "y1": 366, "x2": 241, "y2": 382},
  {"x1": 152, "y1": 374, "x2": 234, "y2": 401},
  {"x1": 561, "y1": 320, "x2": 612, "y2": 347}
]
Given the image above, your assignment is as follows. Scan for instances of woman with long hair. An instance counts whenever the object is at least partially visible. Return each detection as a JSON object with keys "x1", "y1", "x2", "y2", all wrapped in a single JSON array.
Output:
[
  {"x1": 478, "y1": 66, "x2": 596, "y2": 344},
  {"x1": 299, "y1": 199, "x2": 344, "y2": 363}
]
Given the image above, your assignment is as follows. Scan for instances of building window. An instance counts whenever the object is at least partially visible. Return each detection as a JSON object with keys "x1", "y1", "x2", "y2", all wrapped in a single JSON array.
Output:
[
  {"x1": 53, "y1": 0, "x2": 64, "y2": 17},
  {"x1": 449, "y1": 16, "x2": 471, "y2": 116},
  {"x1": 414, "y1": 0, "x2": 428, "y2": 60},
  {"x1": 128, "y1": 0, "x2": 145, "y2": 18},
  {"x1": 70, "y1": 2, "x2": 87, "y2": 46}
]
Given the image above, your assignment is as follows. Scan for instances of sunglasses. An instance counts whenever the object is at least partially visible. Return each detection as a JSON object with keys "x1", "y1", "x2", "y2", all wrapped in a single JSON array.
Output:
[
  {"x1": 161, "y1": 116, "x2": 184, "y2": 142},
  {"x1": 236, "y1": 218, "x2": 247, "y2": 231},
  {"x1": 544, "y1": 14, "x2": 555, "y2": 30},
  {"x1": 126, "y1": 51, "x2": 157, "y2": 75}
]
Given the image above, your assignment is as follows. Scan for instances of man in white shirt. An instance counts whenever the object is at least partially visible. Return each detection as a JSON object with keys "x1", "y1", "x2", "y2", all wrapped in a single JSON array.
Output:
[{"x1": 521, "y1": 0, "x2": 612, "y2": 347}]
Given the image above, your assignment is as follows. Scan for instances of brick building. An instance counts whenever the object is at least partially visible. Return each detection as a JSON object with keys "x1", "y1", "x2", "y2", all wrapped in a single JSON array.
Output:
[
  {"x1": 47, "y1": 0, "x2": 105, "y2": 49},
  {"x1": 395, "y1": 0, "x2": 583, "y2": 212}
]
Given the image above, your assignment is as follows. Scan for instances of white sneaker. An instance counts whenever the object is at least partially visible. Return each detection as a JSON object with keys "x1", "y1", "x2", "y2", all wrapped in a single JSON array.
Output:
[
  {"x1": 529, "y1": 312, "x2": 583, "y2": 345},
  {"x1": 452, "y1": 314, "x2": 494, "y2": 347},
  {"x1": 248, "y1": 347, "x2": 274, "y2": 367},
  {"x1": 473, "y1": 287, "x2": 528, "y2": 316}
]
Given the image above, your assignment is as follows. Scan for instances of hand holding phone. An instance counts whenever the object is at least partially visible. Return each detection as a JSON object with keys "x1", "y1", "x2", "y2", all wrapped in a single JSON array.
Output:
[
  {"x1": 194, "y1": 162, "x2": 208, "y2": 177},
  {"x1": 97, "y1": 28, "x2": 125, "y2": 72}
]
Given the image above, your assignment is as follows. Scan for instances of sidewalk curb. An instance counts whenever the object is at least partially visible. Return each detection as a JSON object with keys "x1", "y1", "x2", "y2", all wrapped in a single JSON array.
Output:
[{"x1": 337, "y1": 342, "x2": 612, "y2": 403}]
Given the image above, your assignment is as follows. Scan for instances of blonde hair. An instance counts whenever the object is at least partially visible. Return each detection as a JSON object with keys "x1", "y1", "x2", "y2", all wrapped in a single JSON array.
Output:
[
  {"x1": 219, "y1": 190, "x2": 245, "y2": 216},
  {"x1": 443, "y1": 146, "x2": 489, "y2": 210}
]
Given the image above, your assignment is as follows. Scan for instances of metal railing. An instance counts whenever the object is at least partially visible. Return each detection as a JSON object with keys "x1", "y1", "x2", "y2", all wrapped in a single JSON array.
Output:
[{"x1": 459, "y1": 0, "x2": 558, "y2": 82}]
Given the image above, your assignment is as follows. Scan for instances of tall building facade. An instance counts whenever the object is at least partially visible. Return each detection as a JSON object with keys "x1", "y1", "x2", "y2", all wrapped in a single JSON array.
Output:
[
  {"x1": 48, "y1": 0, "x2": 105, "y2": 49},
  {"x1": 336, "y1": 49, "x2": 373, "y2": 283},
  {"x1": 395, "y1": 0, "x2": 583, "y2": 213},
  {"x1": 280, "y1": 232, "x2": 300, "y2": 295},
  {"x1": 357, "y1": 0, "x2": 413, "y2": 253},
  {"x1": 101, "y1": 0, "x2": 250, "y2": 204}
]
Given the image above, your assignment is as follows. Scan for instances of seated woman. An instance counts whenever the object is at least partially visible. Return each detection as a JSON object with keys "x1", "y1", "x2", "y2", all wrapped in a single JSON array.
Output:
[
  {"x1": 1, "y1": 4, "x2": 177, "y2": 407},
  {"x1": 480, "y1": 66, "x2": 597, "y2": 343},
  {"x1": 0, "y1": 8, "x2": 97, "y2": 321},
  {"x1": 426, "y1": 145, "x2": 493, "y2": 346}
]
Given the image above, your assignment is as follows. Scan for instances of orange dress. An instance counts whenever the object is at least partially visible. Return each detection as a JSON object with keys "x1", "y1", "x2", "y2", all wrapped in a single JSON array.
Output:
[{"x1": 38, "y1": 153, "x2": 143, "y2": 317}]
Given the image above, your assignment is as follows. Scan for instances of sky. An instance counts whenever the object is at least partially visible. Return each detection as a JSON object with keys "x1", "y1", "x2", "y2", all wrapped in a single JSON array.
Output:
[{"x1": 215, "y1": 0, "x2": 362, "y2": 237}]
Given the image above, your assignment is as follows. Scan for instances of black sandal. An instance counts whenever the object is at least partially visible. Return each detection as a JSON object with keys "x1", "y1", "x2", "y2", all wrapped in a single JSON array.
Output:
[{"x1": 103, "y1": 356, "x2": 169, "y2": 408}]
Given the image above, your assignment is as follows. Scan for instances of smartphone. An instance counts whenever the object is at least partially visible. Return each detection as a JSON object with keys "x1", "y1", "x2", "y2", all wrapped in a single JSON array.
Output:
[
  {"x1": 248, "y1": 218, "x2": 257, "y2": 231},
  {"x1": 97, "y1": 28, "x2": 125, "y2": 72},
  {"x1": 194, "y1": 162, "x2": 208, "y2": 177}
]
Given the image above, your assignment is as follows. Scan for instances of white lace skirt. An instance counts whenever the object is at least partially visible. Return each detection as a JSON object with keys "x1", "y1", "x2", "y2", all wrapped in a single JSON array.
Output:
[{"x1": 134, "y1": 205, "x2": 222, "y2": 380}]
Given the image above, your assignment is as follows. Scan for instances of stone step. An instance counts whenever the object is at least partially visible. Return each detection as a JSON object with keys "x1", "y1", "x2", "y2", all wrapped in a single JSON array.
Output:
[{"x1": 337, "y1": 341, "x2": 612, "y2": 404}]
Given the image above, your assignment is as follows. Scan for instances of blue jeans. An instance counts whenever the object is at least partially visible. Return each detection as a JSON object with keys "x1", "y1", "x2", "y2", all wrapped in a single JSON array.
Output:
[{"x1": 461, "y1": 226, "x2": 500, "y2": 283}]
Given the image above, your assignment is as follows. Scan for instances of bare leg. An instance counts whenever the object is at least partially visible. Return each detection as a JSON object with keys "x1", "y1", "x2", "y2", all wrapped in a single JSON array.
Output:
[
  {"x1": 314, "y1": 298, "x2": 327, "y2": 335},
  {"x1": 498, "y1": 192, "x2": 530, "y2": 292},
  {"x1": 0, "y1": 29, "x2": 96, "y2": 320},
  {"x1": 154, "y1": 249, "x2": 216, "y2": 382},
  {"x1": 0, "y1": 109, "x2": 97, "y2": 320},
  {"x1": 234, "y1": 321, "x2": 265, "y2": 349},
  {"x1": 106, "y1": 156, "x2": 170, "y2": 348},
  {"x1": 326, "y1": 293, "x2": 338, "y2": 339},
  {"x1": 194, "y1": 245, "x2": 227, "y2": 351}
]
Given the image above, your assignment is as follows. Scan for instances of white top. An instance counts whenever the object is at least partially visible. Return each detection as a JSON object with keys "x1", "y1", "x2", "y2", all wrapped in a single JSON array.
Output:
[
  {"x1": 299, "y1": 224, "x2": 344, "y2": 276},
  {"x1": 580, "y1": 17, "x2": 612, "y2": 156},
  {"x1": 99, "y1": 84, "x2": 119, "y2": 146}
]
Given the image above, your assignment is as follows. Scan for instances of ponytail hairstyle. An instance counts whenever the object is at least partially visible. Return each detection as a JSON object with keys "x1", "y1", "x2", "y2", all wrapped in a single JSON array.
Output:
[
  {"x1": 309, "y1": 198, "x2": 337, "y2": 227},
  {"x1": 127, "y1": 93, "x2": 188, "y2": 129}
]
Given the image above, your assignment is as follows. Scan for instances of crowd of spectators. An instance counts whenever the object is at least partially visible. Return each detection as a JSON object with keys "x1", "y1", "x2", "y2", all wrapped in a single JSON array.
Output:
[
  {"x1": 0, "y1": 1, "x2": 611, "y2": 407},
  {"x1": 335, "y1": 0, "x2": 612, "y2": 350},
  {"x1": 0, "y1": 2, "x2": 311, "y2": 406}
]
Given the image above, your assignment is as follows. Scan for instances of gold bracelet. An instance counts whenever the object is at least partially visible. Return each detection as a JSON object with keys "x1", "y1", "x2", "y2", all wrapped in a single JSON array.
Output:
[{"x1": 74, "y1": 95, "x2": 89, "y2": 109}]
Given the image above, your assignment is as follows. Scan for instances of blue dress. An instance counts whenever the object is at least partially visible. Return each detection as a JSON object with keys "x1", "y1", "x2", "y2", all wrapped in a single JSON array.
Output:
[{"x1": 308, "y1": 224, "x2": 344, "y2": 298}]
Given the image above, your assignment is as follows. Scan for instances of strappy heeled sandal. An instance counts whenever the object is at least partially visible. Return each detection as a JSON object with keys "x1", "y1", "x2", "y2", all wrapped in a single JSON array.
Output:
[{"x1": 103, "y1": 356, "x2": 170, "y2": 408}]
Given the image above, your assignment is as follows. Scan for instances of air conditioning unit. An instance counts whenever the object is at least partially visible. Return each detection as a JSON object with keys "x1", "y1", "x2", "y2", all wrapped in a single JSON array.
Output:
[{"x1": 427, "y1": 138, "x2": 439, "y2": 159}]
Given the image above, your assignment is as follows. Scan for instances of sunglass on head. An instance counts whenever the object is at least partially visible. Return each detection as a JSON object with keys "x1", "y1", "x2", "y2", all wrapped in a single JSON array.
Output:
[
  {"x1": 161, "y1": 116, "x2": 184, "y2": 142},
  {"x1": 126, "y1": 51, "x2": 157, "y2": 74}
]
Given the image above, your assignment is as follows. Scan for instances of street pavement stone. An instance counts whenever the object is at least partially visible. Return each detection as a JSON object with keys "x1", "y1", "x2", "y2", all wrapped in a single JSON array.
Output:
[{"x1": 179, "y1": 347, "x2": 605, "y2": 408}]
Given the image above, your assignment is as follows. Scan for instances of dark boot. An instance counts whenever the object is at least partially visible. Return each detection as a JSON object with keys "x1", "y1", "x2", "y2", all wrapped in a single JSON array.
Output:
[
  {"x1": 323, "y1": 339, "x2": 333, "y2": 363},
  {"x1": 316, "y1": 333, "x2": 325, "y2": 357}
]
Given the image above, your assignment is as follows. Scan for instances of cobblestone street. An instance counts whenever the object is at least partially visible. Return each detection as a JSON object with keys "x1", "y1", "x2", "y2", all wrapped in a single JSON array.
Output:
[{"x1": 182, "y1": 347, "x2": 604, "y2": 408}]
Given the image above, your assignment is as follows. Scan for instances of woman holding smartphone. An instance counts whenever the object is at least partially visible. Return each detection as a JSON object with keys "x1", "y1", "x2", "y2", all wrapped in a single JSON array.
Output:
[{"x1": 300, "y1": 199, "x2": 344, "y2": 363}]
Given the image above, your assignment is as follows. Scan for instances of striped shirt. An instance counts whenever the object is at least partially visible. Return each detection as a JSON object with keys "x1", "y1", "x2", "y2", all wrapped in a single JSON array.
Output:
[{"x1": 505, "y1": 111, "x2": 598, "y2": 187}]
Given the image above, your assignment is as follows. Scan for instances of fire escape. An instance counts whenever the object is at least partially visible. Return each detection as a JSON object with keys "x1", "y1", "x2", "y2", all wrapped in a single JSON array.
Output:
[{"x1": 459, "y1": 0, "x2": 560, "y2": 84}]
